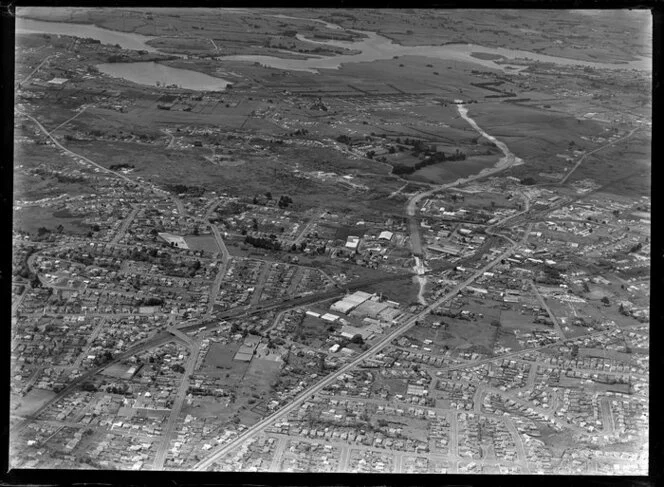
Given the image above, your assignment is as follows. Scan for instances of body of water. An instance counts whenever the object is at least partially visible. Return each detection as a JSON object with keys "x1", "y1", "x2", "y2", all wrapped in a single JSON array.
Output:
[
  {"x1": 96, "y1": 62, "x2": 230, "y2": 91},
  {"x1": 222, "y1": 29, "x2": 650, "y2": 73},
  {"x1": 17, "y1": 18, "x2": 231, "y2": 91},
  {"x1": 16, "y1": 17, "x2": 159, "y2": 53},
  {"x1": 17, "y1": 14, "x2": 649, "y2": 91}
]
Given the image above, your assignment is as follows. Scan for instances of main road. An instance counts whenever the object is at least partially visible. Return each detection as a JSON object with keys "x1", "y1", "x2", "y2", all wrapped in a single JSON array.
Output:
[
  {"x1": 192, "y1": 222, "x2": 531, "y2": 470},
  {"x1": 18, "y1": 54, "x2": 54, "y2": 86},
  {"x1": 559, "y1": 127, "x2": 640, "y2": 185},
  {"x1": 111, "y1": 205, "x2": 139, "y2": 245},
  {"x1": 152, "y1": 340, "x2": 200, "y2": 470},
  {"x1": 13, "y1": 331, "x2": 175, "y2": 434},
  {"x1": 530, "y1": 280, "x2": 566, "y2": 339},
  {"x1": 17, "y1": 109, "x2": 137, "y2": 186}
]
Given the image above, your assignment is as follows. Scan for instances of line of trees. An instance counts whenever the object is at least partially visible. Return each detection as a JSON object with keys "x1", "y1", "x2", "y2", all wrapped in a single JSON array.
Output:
[
  {"x1": 392, "y1": 150, "x2": 466, "y2": 175},
  {"x1": 167, "y1": 184, "x2": 205, "y2": 196}
]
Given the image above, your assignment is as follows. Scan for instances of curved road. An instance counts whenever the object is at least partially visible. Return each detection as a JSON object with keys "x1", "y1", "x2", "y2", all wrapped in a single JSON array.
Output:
[{"x1": 405, "y1": 102, "x2": 525, "y2": 305}]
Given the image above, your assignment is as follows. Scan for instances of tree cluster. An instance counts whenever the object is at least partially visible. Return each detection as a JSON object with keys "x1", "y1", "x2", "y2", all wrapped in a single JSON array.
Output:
[
  {"x1": 109, "y1": 163, "x2": 135, "y2": 171},
  {"x1": 278, "y1": 195, "x2": 293, "y2": 208},
  {"x1": 167, "y1": 184, "x2": 205, "y2": 196},
  {"x1": 392, "y1": 150, "x2": 466, "y2": 175},
  {"x1": 244, "y1": 235, "x2": 282, "y2": 251}
]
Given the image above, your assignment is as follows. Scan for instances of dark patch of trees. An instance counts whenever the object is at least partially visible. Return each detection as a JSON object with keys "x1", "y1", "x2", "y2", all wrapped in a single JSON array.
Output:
[
  {"x1": 245, "y1": 235, "x2": 282, "y2": 251},
  {"x1": 392, "y1": 150, "x2": 466, "y2": 175},
  {"x1": 167, "y1": 184, "x2": 205, "y2": 197},
  {"x1": 109, "y1": 163, "x2": 135, "y2": 171},
  {"x1": 137, "y1": 297, "x2": 164, "y2": 306},
  {"x1": 629, "y1": 242, "x2": 643, "y2": 253},
  {"x1": 278, "y1": 195, "x2": 293, "y2": 208},
  {"x1": 350, "y1": 334, "x2": 364, "y2": 345}
]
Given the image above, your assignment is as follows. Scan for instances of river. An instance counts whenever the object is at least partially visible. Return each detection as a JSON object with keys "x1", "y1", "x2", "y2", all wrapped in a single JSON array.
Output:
[
  {"x1": 16, "y1": 17, "x2": 160, "y2": 53},
  {"x1": 222, "y1": 30, "x2": 649, "y2": 73},
  {"x1": 17, "y1": 14, "x2": 650, "y2": 90},
  {"x1": 406, "y1": 101, "x2": 525, "y2": 303}
]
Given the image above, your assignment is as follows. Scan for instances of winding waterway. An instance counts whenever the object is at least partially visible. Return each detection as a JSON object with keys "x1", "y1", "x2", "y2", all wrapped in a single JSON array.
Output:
[
  {"x1": 222, "y1": 30, "x2": 649, "y2": 73},
  {"x1": 16, "y1": 17, "x2": 160, "y2": 53},
  {"x1": 407, "y1": 101, "x2": 525, "y2": 303},
  {"x1": 17, "y1": 14, "x2": 649, "y2": 92}
]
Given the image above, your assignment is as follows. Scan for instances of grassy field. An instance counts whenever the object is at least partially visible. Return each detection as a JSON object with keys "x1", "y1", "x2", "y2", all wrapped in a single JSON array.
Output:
[
  {"x1": 499, "y1": 308, "x2": 551, "y2": 332},
  {"x1": 293, "y1": 315, "x2": 336, "y2": 348},
  {"x1": 100, "y1": 362, "x2": 133, "y2": 379},
  {"x1": 201, "y1": 342, "x2": 245, "y2": 372},
  {"x1": 567, "y1": 134, "x2": 651, "y2": 198},
  {"x1": 408, "y1": 156, "x2": 498, "y2": 185},
  {"x1": 11, "y1": 389, "x2": 57, "y2": 417},
  {"x1": 184, "y1": 234, "x2": 220, "y2": 255},
  {"x1": 371, "y1": 376, "x2": 408, "y2": 397},
  {"x1": 194, "y1": 341, "x2": 281, "y2": 425},
  {"x1": 362, "y1": 276, "x2": 420, "y2": 307},
  {"x1": 406, "y1": 315, "x2": 498, "y2": 356},
  {"x1": 14, "y1": 205, "x2": 92, "y2": 235}
]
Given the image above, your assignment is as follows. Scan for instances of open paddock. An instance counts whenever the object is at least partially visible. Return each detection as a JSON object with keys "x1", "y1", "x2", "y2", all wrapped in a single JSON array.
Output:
[
  {"x1": 14, "y1": 205, "x2": 92, "y2": 236},
  {"x1": 499, "y1": 308, "x2": 553, "y2": 332},
  {"x1": 11, "y1": 389, "x2": 57, "y2": 418},
  {"x1": 184, "y1": 234, "x2": 221, "y2": 255},
  {"x1": 406, "y1": 316, "x2": 497, "y2": 355},
  {"x1": 408, "y1": 155, "x2": 499, "y2": 185}
]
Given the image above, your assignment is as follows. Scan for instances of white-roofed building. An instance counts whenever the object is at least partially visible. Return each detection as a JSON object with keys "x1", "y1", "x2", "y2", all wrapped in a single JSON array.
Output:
[
  {"x1": 330, "y1": 290, "x2": 374, "y2": 314},
  {"x1": 378, "y1": 231, "x2": 394, "y2": 241},
  {"x1": 345, "y1": 236, "x2": 360, "y2": 249}
]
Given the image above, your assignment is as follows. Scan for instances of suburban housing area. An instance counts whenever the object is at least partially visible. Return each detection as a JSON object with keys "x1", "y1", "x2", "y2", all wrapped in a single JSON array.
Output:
[{"x1": 11, "y1": 8, "x2": 650, "y2": 475}]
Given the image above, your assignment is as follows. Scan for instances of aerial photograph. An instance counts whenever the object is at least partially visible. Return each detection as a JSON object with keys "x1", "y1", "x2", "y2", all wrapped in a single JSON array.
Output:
[{"x1": 10, "y1": 7, "x2": 651, "y2": 475}]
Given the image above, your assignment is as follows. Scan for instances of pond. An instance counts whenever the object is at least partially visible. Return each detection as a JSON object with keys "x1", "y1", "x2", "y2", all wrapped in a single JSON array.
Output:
[{"x1": 96, "y1": 61, "x2": 230, "y2": 91}]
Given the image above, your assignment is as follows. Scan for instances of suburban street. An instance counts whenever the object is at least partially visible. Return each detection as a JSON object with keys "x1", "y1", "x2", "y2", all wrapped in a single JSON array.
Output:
[
  {"x1": 152, "y1": 340, "x2": 200, "y2": 470},
  {"x1": 193, "y1": 220, "x2": 532, "y2": 470},
  {"x1": 11, "y1": 9, "x2": 650, "y2": 474},
  {"x1": 111, "y1": 205, "x2": 139, "y2": 245}
]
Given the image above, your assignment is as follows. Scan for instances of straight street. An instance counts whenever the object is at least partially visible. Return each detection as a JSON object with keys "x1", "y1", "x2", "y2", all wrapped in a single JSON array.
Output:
[
  {"x1": 530, "y1": 280, "x2": 566, "y2": 339},
  {"x1": 111, "y1": 205, "x2": 139, "y2": 245},
  {"x1": 19, "y1": 55, "x2": 54, "y2": 86},
  {"x1": 208, "y1": 223, "x2": 230, "y2": 261},
  {"x1": 193, "y1": 222, "x2": 531, "y2": 470},
  {"x1": 559, "y1": 128, "x2": 640, "y2": 185},
  {"x1": 292, "y1": 209, "x2": 326, "y2": 246},
  {"x1": 49, "y1": 106, "x2": 88, "y2": 135},
  {"x1": 17, "y1": 109, "x2": 137, "y2": 185},
  {"x1": 152, "y1": 341, "x2": 200, "y2": 470}
]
